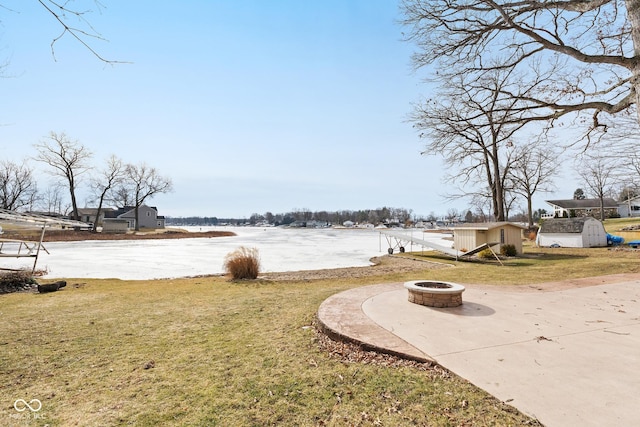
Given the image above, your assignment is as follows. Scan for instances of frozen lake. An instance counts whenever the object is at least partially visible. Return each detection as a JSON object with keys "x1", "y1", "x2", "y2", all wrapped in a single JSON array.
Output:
[
  {"x1": 1, "y1": 226, "x2": 453, "y2": 280},
  {"x1": 2, "y1": 227, "x2": 384, "y2": 280}
]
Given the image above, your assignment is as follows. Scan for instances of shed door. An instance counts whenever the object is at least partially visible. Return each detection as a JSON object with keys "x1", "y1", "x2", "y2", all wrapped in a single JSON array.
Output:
[{"x1": 585, "y1": 223, "x2": 600, "y2": 247}]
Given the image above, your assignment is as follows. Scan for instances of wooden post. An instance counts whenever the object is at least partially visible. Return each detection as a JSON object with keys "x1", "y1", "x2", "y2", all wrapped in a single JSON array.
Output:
[{"x1": 32, "y1": 223, "x2": 47, "y2": 274}]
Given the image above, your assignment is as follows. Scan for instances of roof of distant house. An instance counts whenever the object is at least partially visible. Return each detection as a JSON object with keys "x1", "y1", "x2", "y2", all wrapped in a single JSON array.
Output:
[
  {"x1": 77, "y1": 208, "x2": 116, "y2": 214},
  {"x1": 546, "y1": 199, "x2": 619, "y2": 209},
  {"x1": 453, "y1": 222, "x2": 527, "y2": 230}
]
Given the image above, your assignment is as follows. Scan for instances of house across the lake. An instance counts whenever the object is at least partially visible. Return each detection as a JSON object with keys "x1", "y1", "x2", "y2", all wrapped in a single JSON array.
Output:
[{"x1": 77, "y1": 205, "x2": 165, "y2": 232}]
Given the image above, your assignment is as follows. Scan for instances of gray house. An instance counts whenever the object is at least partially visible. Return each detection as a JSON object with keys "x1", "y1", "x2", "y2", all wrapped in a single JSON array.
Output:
[
  {"x1": 81, "y1": 205, "x2": 166, "y2": 231},
  {"x1": 111, "y1": 205, "x2": 166, "y2": 229},
  {"x1": 536, "y1": 217, "x2": 608, "y2": 248}
]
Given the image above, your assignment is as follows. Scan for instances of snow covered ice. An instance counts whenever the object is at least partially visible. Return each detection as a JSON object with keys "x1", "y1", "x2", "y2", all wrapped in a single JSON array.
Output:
[
  {"x1": 6, "y1": 227, "x2": 382, "y2": 280},
  {"x1": 2, "y1": 226, "x2": 454, "y2": 280}
]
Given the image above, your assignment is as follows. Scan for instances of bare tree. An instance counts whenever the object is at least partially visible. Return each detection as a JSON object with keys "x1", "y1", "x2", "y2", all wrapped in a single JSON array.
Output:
[
  {"x1": 39, "y1": 183, "x2": 68, "y2": 216},
  {"x1": 24, "y1": 0, "x2": 123, "y2": 64},
  {"x1": 123, "y1": 163, "x2": 173, "y2": 231},
  {"x1": 87, "y1": 155, "x2": 125, "y2": 232},
  {"x1": 577, "y1": 155, "x2": 617, "y2": 220},
  {"x1": 503, "y1": 187, "x2": 520, "y2": 221},
  {"x1": 508, "y1": 145, "x2": 559, "y2": 226},
  {"x1": 0, "y1": 160, "x2": 38, "y2": 211},
  {"x1": 468, "y1": 195, "x2": 492, "y2": 222},
  {"x1": 401, "y1": 0, "x2": 640, "y2": 133},
  {"x1": 412, "y1": 69, "x2": 532, "y2": 220},
  {"x1": 111, "y1": 184, "x2": 134, "y2": 208},
  {"x1": 630, "y1": 155, "x2": 640, "y2": 184},
  {"x1": 33, "y1": 131, "x2": 92, "y2": 220},
  {"x1": 445, "y1": 208, "x2": 460, "y2": 223},
  {"x1": 592, "y1": 108, "x2": 640, "y2": 187},
  {"x1": 618, "y1": 184, "x2": 639, "y2": 201}
]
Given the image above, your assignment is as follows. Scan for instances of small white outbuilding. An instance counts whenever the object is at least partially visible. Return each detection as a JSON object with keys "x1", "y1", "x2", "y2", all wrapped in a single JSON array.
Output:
[
  {"x1": 453, "y1": 222, "x2": 526, "y2": 255},
  {"x1": 536, "y1": 217, "x2": 607, "y2": 248}
]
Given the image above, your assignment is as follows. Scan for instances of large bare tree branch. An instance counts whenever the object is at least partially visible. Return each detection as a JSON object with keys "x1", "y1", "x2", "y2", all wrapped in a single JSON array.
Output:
[
  {"x1": 34, "y1": 0, "x2": 127, "y2": 64},
  {"x1": 401, "y1": 0, "x2": 640, "y2": 128}
]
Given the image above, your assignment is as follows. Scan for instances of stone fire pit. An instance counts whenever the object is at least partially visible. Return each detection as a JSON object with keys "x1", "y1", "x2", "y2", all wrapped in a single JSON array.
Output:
[{"x1": 404, "y1": 280, "x2": 465, "y2": 308}]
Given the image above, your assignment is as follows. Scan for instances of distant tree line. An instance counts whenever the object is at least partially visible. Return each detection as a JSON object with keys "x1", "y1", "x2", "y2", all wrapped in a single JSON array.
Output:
[
  {"x1": 167, "y1": 207, "x2": 416, "y2": 227},
  {"x1": 167, "y1": 205, "x2": 577, "y2": 228}
]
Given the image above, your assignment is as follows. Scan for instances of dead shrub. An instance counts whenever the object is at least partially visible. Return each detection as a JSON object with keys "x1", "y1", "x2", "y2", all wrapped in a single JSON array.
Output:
[
  {"x1": 500, "y1": 244, "x2": 517, "y2": 257},
  {"x1": 0, "y1": 269, "x2": 38, "y2": 294},
  {"x1": 224, "y1": 246, "x2": 260, "y2": 280}
]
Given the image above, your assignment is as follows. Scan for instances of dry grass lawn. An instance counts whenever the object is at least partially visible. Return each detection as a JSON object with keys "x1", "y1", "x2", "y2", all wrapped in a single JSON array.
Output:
[
  {"x1": 2, "y1": 218, "x2": 639, "y2": 426},
  {"x1": 1, "y1": 276, "x2": 542, "y2": 426}
]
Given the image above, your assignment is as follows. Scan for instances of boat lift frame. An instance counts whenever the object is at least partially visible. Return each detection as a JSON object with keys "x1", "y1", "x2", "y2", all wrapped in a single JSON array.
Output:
[
  {"x1": 0, "y1": 209, "x2": 91, "y2": 274},
  {"x1": 379, "y1": 228, "x2": 503, "y2": 265}
]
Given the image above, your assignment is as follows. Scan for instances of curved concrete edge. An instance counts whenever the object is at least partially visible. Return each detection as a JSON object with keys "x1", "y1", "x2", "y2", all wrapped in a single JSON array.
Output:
[{"x1": 317, "y1": 282, "x2": 435, "y2": 363}]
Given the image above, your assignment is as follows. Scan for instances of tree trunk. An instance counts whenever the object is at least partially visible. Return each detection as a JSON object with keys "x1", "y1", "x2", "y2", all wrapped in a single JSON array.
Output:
[
  {"x1": 492, "y1": 145, "x2": 505, "y2": 221},
  {"x1": 69, "y1": 185, "x2": 79, "y2": 221},
  {"x1": 134, "y1": 205, "x2": 140, "y2": 231},
  {"x1": 629, "y1": 0, "x2": 640, "y2": 124},
  {"x1": 93, "y1": 202, "x2": 104, "y2": 233},
  {"x1": 527, "y1": 195, "x2": 534, "y2": 227}
]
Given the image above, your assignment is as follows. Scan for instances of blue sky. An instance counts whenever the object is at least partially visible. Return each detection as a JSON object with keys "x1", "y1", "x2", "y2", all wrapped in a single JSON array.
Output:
[{"x1": 0, "y1": 1, "x2": 577, "y2": 218}]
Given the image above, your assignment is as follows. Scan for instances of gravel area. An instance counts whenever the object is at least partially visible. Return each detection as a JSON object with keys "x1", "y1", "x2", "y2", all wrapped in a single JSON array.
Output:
[{"x1": 261, "y1": 255, "x2": 450, "y2": 281}]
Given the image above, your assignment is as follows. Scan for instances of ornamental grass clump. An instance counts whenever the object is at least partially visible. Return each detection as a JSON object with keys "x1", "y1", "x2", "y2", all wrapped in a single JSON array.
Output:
[
  {"x1": 478, "y1": 248, "x2": 495, "y2": 259},
  {"x1": 224, "y1": 246, "x2": 260, "y2": 280}
]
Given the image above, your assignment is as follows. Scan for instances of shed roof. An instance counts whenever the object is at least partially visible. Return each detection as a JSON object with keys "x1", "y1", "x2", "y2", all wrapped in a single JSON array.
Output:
[
  {"x1": 546, "y1": 198, "x2": 619, "y2": 209},
  {"x1": 453, "y1": 222, "x2": 527, "y2": 230},
  {"x1": 539, "y1": 217, "x2": 602, "y2": 233}
]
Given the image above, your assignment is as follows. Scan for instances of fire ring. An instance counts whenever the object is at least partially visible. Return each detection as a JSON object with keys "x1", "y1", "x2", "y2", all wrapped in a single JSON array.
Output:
[{"x1": 404, "y1": 280, "x2": 465, "y2": 308}]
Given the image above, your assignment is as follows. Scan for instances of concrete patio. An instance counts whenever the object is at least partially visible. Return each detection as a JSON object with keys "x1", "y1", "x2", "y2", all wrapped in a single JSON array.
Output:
[{"x1": 317, "y1": 273, "x2": 640, "y2": 426}]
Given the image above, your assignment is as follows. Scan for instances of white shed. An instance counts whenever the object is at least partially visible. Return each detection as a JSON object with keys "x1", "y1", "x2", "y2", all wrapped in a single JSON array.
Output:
[{"x1": 536, "y1": 217, "x2": 607, "y2": 248}]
